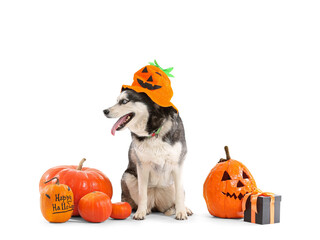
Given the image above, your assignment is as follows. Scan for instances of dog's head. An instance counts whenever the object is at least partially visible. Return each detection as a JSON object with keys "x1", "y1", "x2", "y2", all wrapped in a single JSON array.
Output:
[{"x1": 104, "y1": 89, "x2": 176, "y2": 136}]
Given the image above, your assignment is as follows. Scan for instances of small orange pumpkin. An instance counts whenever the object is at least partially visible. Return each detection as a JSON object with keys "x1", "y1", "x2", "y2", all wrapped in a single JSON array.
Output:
[
  {"x1": 110, "y1": 202, "x2": 132, "y2": 220},
  {"x1": 203, "y1": 146, "x2": 257, "y2": 218},
  {"x1": 78, "y1": 191, "x2": 112, "y2": 223},
  {"x1": 40, "y1": 177, "x2": 74, "y2": 223}
]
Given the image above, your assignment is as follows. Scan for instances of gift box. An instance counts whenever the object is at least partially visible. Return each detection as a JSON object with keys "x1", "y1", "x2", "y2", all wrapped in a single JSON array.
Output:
[{"x1": 243, "y1": 191, "x2": 281, "y2": 224}]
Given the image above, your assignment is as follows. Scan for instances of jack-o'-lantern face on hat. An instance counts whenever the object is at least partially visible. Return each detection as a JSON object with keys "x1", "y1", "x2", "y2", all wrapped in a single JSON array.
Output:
[
  {"x1": 136, "y1": 66, "x2": 164, "y2": 90},
  {"x1": 122, "y1": 60, "x2": 178, "y2": 112}
]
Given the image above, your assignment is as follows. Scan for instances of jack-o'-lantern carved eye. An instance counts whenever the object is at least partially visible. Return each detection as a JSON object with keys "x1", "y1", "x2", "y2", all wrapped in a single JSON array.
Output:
[
  {"x1": 242, "y1": 171, "x2": 250, "y2": 179},
  {"x1": 221, "y1": 171, "x2": 231, "y2": 181}
]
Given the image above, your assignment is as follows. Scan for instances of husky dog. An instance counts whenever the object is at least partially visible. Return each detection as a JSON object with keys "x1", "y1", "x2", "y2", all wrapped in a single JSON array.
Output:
[{"x1": 103, "y1": 89, "x2": 192, "y2": 220}]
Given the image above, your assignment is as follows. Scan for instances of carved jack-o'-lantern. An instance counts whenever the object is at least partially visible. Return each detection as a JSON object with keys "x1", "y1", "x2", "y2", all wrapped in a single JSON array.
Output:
[
  {"x1": 203, "y1": 146, "x2": 257, "y2": 218},
  {"x1": 122, "y1": 60, "x2": 178, "y2": 112}
]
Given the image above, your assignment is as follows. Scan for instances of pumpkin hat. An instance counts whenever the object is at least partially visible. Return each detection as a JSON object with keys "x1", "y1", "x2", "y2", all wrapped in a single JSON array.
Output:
[{"x1": 122, "y1": 60, "x2": 178, "y2": 112}]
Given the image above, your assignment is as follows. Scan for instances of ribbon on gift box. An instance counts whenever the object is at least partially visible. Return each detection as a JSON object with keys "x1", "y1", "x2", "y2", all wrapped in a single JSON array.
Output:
[{"x1": 242, "y1": 189, "x2": 275, "y2": 224}]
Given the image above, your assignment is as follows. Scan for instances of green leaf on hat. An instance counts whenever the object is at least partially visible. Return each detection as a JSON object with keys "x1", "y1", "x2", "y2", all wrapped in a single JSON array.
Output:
[{"x1": 149, "y1": 60, "x2": 175, "y2": 78}]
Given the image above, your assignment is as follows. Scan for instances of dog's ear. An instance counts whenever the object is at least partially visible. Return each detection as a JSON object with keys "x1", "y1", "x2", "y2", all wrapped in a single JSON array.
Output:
[
  {"x1": 156, "y1": 104, "x2": 178, "y2": 120},
  {"x1": 162, "y1": 106, "x2": 178, "y2": 118},
  {"x1": 146, "y1": 104, "x2": 178, "y2": 134}
]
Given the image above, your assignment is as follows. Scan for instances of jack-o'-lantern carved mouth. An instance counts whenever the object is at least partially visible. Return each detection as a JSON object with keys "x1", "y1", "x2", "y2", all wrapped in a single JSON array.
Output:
[
  {"x1": 137, "y1": 78, "x2": 162, "y2": 90},
  {"x1": 221, "y1": 191, "x2": 249, "y2": 200}
]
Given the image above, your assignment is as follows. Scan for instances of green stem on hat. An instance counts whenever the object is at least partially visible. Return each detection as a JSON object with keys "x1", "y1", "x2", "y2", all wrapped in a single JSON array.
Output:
[{"x1": 149, "y1": 60, "x2": 174, "y2": 78}]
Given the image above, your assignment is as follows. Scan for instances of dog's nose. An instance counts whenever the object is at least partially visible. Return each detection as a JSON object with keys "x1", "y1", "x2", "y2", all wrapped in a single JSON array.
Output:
[{"x1": 103, "y1": 109, "x2": 110, "y2": 116}]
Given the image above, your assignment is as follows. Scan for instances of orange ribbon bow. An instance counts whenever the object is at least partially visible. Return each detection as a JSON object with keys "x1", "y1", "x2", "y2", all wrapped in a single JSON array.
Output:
[{"x1": 242, "y1": 189, "x2": 275, "y2": 224}]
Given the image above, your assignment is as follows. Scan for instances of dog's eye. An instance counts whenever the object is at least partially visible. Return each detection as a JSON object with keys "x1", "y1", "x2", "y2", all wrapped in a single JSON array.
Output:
[{"x1": 121, "y1": 99, "x2": 129, "y2": 105}]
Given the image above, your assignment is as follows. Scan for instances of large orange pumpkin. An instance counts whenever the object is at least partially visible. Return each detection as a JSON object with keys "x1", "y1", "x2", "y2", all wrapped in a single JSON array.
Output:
[
  {"x1": 40, "y1": 177, "x2": 74, "y2": 223},
  {"x1": 203, "y1": 146, "x2": 257, "y2": 218},
  {"x1": 39, "y1": 158, "x2": 113, "y2": 216}
]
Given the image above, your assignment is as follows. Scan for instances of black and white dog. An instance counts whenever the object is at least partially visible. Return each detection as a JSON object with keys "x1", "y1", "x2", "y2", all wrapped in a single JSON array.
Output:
[{"x1": 103, "y1": 89, "x2": 192, "y2": 220}]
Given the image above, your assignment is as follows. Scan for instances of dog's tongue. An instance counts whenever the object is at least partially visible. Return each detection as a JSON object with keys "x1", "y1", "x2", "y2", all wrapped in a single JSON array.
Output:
[{"x1": 111, "y1": 114, "x2": 128, "y2": 136}]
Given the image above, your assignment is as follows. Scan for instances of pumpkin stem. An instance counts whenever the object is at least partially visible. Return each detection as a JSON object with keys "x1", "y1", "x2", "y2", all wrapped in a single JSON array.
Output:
[
  {"x1": 218, "y1": 146, "x2": 231, "y2": 163},
  {"x1": 44, "y1": 177, "x2": 59, "y2": 185},
  {"x1": 224, "y1": 146, "x2": 231, "y2": 160},
  {"x1": 77, "y1": 158, "x2": 86, "y2": 170}
]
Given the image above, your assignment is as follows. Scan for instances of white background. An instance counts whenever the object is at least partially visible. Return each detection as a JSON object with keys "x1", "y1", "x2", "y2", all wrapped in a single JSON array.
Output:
[{"x1": 0, "y1": 0, "x2": 319, "y2": 239}]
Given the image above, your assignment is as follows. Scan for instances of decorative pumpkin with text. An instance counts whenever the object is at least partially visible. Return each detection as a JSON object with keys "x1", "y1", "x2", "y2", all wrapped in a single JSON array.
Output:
[
  {"x1": 110, "y1": 202, "x2": 132, "y2": 219},
  {"x1": 40, "y1": 177, "x2": 74, "y2": 223},
  {"x1": 39, "y1": 158, "x2": 113, "y2": 216},
  {"x1": 78, "y1": 191, "x2": 112, "y2": 223},
  {"x1": 203, "y1": 146, "x2": 257, "y2": 218}
]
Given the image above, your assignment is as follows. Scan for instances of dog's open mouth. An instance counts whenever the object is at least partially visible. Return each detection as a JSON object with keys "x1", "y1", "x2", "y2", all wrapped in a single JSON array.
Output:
[{"x1": 111, "y1": 112, "x2": 135, "y2": 136}]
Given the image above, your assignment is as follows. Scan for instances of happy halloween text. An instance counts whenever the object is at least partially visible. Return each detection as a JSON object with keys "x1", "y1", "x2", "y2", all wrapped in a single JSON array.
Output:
[{"x1": 52, "y1": 194, "x2": 74, "y2": 214}]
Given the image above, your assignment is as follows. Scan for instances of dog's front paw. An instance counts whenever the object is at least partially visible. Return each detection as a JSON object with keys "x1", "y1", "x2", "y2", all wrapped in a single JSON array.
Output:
[
  {"x1": 146, "y1": 208, "x2": 152, "y2": 215},
  {"x1": 186, "y1": 207, "x2": 193, "y2": 216},
  {"x1": 133, "y1": 210, "x2": 147, "y2": 220},
  {"x1": 175, "y1": 209, "x2": 188, "y2": 220}
]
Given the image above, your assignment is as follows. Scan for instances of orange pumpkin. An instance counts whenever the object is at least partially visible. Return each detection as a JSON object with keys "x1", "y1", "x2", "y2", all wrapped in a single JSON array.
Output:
[
  {"x1": 110, "y1": 202, "x2": 132, "y2": 220},
  {"x1": 122, "y1": 60, "x2": 178, "y2": 112},
  {"x1": 203, "y1": 146, "x2": 257, "y2": 218},
  {"x1": 78, "y1": 191, "x2": 112, "y2": 223},
  {"x1": 40, "y1": 177, "x2": 74, "y2": 223},
  {"x1": 39, "y1": 158, "x2": 113, "y2": 216}
]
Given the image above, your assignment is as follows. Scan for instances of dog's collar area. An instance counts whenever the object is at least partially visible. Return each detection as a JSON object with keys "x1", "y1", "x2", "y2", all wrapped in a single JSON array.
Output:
[{"x1": 148, "y1": 127, "x2": 162, "y2": 138}]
